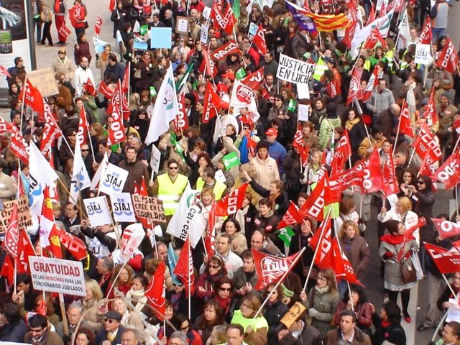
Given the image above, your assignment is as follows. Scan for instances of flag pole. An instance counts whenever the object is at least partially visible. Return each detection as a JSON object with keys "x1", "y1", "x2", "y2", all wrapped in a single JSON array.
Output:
[
  {"x1": 441, "y1": 273, "x2": 457, "y2": 296},
  {"x1": 432, "y1": 311, "x2": 449, "y2": 342},
  {"x1": 83, "y1": 108, "x2": 96, "y2": 162},
  {"x1": 188, "y1": 235, "x2": 191, "y2": 320},
  {"x1": 253, "y1": 246, "x2": 307, "y2": 319},
  {"x1": 393, "y1": 101, "x2": 404, "y2": 155},
  {"x1": 13, "y1": 258, "x2": 17, "y2": 294},
  {"x1": 303, "y1": 209, "x2": 332, "y2": 291},
  {"x1": 19, "y1": 75, "x2": 28, "y2": 133}
]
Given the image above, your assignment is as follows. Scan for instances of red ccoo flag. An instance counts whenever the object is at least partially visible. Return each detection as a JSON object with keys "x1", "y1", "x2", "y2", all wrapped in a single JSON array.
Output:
[
  {"x1": 4, "y1": 203, "x2": 19, "y2": 258},
  {"x1": 145, "y1": 261, "x2": 166, "y2": 320},
  {"x1": 300, "y1": 174, "x2": 327, "y2": 221},
  {"x1": 83, "y1": 78, "x2": 97, "y2": 96},
  {"x1": 20, "y1": 79, "x2": 44, "y2": 115},
  {"x1": 202, "y1": 82, "x2": 220, "y2": 123},
  {"x1": 277, "y1": 201, "x2": 303, "y2": 229},
  {"x1": 332, "y1": 238, "x2": 363, "y2": 286},
  {"x1": 419, "y1": 16, "x2": 432, "y2": 44},
  {"x1": 216, "y1": 183, "x2": 249, "y2": 216},
  {"x1": 436, "y1": 37, "x2": 459, "y2": 74},
  {"x1": 173, "y1": 236, "x2": 195, "y2": 297},
  {"x1": 346, "y1": 68, "x2": 363, "y2": 106},
  {"x1": 398, "y1": 101, "x2": 414, "y2": 138},
  {"x1": 434, "y1": 150, "x2": 460, "y2": 190},
  {"x1": 94, "y1": 15, "x2": 103, "y2": 35},
  {"x1": 432, "y1": 218, "x2": 460, "y2": 240},
  {"x1": 424, "y1": 243, "x2": 460, "y2": 274},
  {"x1": 253, "y1": 24, "x2": 267, "y2": 55}
]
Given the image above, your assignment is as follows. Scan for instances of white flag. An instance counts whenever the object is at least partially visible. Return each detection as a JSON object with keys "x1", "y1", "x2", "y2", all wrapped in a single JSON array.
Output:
[
  {"x1": 91, "y1": 152, "x2": 109, "y2": 191},
  {"x1": 166, "y1": 186, "x2": 205, "y2": 249},
  {"x1": 230, "y1": 80, "x2": 260, "y2": 122},
  {"x1": 150, "y1": 144, "x2": 161, "y2": 175},
  {"x1": 145, "y1": 65, "x2": 179, "y2": 144},
  {"x1": 397, "y1": 10, "x2": 411, "y2": 49},
  {"x1": 28, "y1": 142, "x2": 59, "y2": 216},
  {"x1": 70, "y1": 139, "x2": 91, "y2": 204}
]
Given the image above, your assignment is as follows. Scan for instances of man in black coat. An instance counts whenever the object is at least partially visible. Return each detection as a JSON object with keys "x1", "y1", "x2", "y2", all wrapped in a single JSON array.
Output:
[
  {"x1": 95, "y1": 311, "x2": 127, "y2": 345},
  {"x1": 104, "y1": 53, "x2": 125, "y2": 83}
]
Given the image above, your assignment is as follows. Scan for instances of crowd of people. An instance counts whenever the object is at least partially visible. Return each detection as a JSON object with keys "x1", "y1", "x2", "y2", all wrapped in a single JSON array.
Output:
[{"x1": 1, "y1": 0, "x2": 460, "y2": 344}]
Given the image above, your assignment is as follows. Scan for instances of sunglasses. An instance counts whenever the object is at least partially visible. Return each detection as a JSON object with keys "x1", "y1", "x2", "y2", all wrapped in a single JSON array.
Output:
[
  {"x1": 103, "y1": 318, "x2": 117, "y2": 323},
  {"x1": 219, "y1": 287, "x2": 231, "y2": 291},
  {"x1": 417, "y1": 181, "x2": 425, "y2": 185},
  {"x1": 169, "y1": 166, "x2": 178, "y2": 169},
  {"x1": 209, "y1": 264, "x2": 220, "y2": 269},
  {"x1": 81, "y1": 149, "x2": 89, "y2": 152}
]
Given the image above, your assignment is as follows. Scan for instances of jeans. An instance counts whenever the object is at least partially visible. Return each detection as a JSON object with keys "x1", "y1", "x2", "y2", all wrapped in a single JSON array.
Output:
[{"x1": 432, "y1": 27, "x2": 446, "y2": 41}]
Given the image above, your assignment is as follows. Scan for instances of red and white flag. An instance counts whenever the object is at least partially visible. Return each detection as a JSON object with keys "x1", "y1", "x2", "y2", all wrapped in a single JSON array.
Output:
[
  {"x1": 277, "y1": 201, "x2": 303, "y2": 229},
  {"x1": 382, "y1": 149, "x2": 399, "y2": 196},
  {"x1": 83, "y1": 78, "x2": 97, "y2": 96},
  {"x1": 363, "y1": 26, "x2": 388, "y2": 50},
  {"x1": 4, "y1": 203, "x2": 19, "y2": 258},
  {"x1": 0, "y1": 119, "x2": 29, "y2": 164},
  {"x1": 77, "y1": 107, "x2": 89, "y2": 146},
  {"x1": 253, "y1": 25, "x2": 267, "y2": 55},
  {"x1": 252, "y1": 248, "x2": 304, "y2": 290},
  {"x1": 436, "y1": 37, "x2": 459, "y2": 74},
  {"x1": 17, "y1": 227, "x2": 35, "y2": 274},
  {"x1": 107, "y1": 82, "x2": 127, "y2": 146},
  {"x1": 173, "y1": 236, "x2": 195, "y2": 297},
  {"x1": 174, "y1": 92, "x2": 189, "y2": 132},
  {"x1": 200, "y1": 46, "x2": 217, "y2": 77},
  {"x1": 98, "y1": 80, "x2": 114, "y2": 99},
  {"x1": 58, "y1": 25, "x2": 72, "y2": 40},
  {"x1": 0, "y1": 65, "x2": 11, "y2": 78},
  {"x1": 362, "y1": 65, "x2": 380, "y2": 102},
  {"x1": 292, "y1": 125, "x2": 309, "y2": 164},
  {"x1": 241, "y1": 67, "x2": 265, "y2": 90},
  {"x1": 216, "y1": 183, "x2": 249, "y2": 216},
  {"x1": 211, "y1": 2, "x2": 235, "y2": 35},
  {"x1": 419, "y1": 16, "x2": 432, "y2": 44},
  {"x1": 202, "y1": 82, "x2": 220, "y2": 123},
  {"x1": 331, "y1": 130, "x2": 352, "y2": 174},
  {"x1": 326, "y1": 78, "x2": 340, "y2": 98},
  {"x1": 343, "y1": 6, "x2": 358, "y2": 49},
  {"x1": 432, "y1": 218, "x2": 460, "y2": 240},
  {"x1": 413, "y1": 122, "x2": 442, "y2": 162},
  {"x1": 424, "y1": 243, "x2": 460, "y2": 274},
  {"x1": 145, "y1": 261, "x2": 166, "y2": 319},
  {"x1": 421, "y1": 88, "x2": 439, "y2": 126},
  {"x1": 300, "y1": 174, "x2": 327, "y2": 221},
  {"x1": 346, "y1": 68, "x2": 363, "y2": 106},
  {"x1": 398, "y1": 101, "x2": 414, "y2": 138},
  {"x1": 94, "y1": 16, "x2": 103, "y2": 35},
  {"x1": 20, "y1": 79, "x2": 44, "y2": 115},
  {"x1": 308, "y1": 213, "x2": 333, "y2": 269},
  {"x1": 40, "y1": 102, "x2": 62, "y2": 157},
  {"x1": 366, "y1": 3, "x2": 375, "y2": 24},
  {"x1": 332, "y1": 238, "x2": 363, "y2": 285},
  {"x1": 205, "y1": 201, "x2": 217, "y2": 259},
  {"x1": 211, "y1": 40, "x2": 241, "y2": 61},
  {"x1": 59, "y1": 230, "x2": 88, "y2": 261},
  {"x1": 434, "y1": 150, "x2": 460, "y2": 189}
]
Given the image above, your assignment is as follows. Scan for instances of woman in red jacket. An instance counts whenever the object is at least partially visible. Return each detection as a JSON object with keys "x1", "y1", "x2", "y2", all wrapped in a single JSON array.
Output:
[{"x1": 196, "y1": 256, "x2": 228, "y2": 302}]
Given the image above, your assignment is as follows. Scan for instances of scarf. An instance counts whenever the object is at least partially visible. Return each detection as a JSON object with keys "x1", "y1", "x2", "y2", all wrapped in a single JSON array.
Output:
[
  {"x1": 345, "y1": 118, "x2": 360, "y2": 130},
  {"x1": 380, "y1": 233, "x2": 406, "y2": 245},
  {"x1": 315, "y1": 285, "x2": 330, "y2": 295}
]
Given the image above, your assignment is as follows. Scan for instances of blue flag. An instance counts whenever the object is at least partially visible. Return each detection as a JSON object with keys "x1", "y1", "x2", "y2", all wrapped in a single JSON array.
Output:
[
  {"x1": 168, "y1": 243, "x2": 182, "y2": 285},
  {"x1": 285, "y1": 1, "x2": 316, "y2": 33}
]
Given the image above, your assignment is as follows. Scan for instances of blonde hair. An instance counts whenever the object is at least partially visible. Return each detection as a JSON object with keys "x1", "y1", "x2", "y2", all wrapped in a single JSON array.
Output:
[
  {"x1": 85, "y1": 279, "x2": 103, "y2": 301},
  {"x1": 397, "y1": 196, "x2": 412, "y2": 213},
  {"x1": 339, "y1": 220, "x2": 360, "y2": 239}
]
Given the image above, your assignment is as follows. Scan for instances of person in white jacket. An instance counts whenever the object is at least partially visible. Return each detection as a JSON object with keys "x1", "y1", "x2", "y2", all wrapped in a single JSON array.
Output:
[{"x1": 73, "y1": 56, "x2": 95, "y2": 97}]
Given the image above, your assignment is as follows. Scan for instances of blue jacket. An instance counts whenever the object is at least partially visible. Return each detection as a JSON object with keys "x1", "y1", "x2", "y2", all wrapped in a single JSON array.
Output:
[{"x1": 269, "y1": 141, "x2": 287, "y2": 174}]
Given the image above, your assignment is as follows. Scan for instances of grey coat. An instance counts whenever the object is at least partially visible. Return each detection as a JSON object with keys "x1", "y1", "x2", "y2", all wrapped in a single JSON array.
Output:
[{"x1": 307, "y1": 287, "x2": 341, "y2": 339}]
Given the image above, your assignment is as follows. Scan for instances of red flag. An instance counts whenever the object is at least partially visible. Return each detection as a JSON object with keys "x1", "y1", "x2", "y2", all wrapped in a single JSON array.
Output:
[
  {"x1": 246, "y1": 134, "x2": 257, "y2": 157},
  {"x1": 362, "y1": 65, "x2": 380, "y2": 102},
  {"x1": 216, "y1": 183, "x2": 249, "y2": 216},
  {"x1": 419, "y1": 154, "x2": 438, "y2": 178},
  {"x1": 173, "y1": 236, "x2": 195, "y2": 297},
  {"x1": 357, "y1": 150, "x2": 383, "y2": 193},
  {"x1": 421, "y1": 88, "x2": 439, "y2": 126},
  {"x1": 77, "y1": 107, "x2": 89, "y2": 146},
  {"x1": 40, "y1": 103, "x2": 62, "y2": 156},
  {"x1": 94, "y1": 15, "x2": 103, "y2": 35},
  {"x1": 20, "y1": 79, "x2": 44, "y2": 115},
  {"x1": 326, "y1": 78, "x2": 340, "y2": 98},
  {"x1": 109, "y1": 0, "x2": 115, "y2": 11},
  {"x1": 145, "y1": 261, "x2": 166, "y2": 320},
  {"x1": 133, "y1": 180, "x2": 154, "y2": 231},
  {"x1": 432, "y1": 218, "x2": 460, "y2": 240},
  {"x1": 434, "y1": 150, "x2": 460, "y2": 189},
  {"x1": 0, "y1": 119, "x2": 28, "y2": 164},
  {"x1": 107, "y1": 83, "x2": 127, "y2": 146},
  {"x1": 83, "y1": 78, "x2": 97, "y2": 96},
  {"x1": 253, "y1": 25, "x2": 267, "y2": 55},
  {"x1": 174, "y1": 93, "x2": 189, "y2": 131},
  {"x1": 4, "y1": 203, "x2": 19, "y2": 258},
  {"x1": 211, "y1": 3, "x2": 234, "y2": 35},
  {"x1": 210, "y1": 40, "x2": 241, "y2": 61},
  {"x1": 419, "y1": 16, "x2": 432, "y2": 44},
  {"x1": 200, "y1": 46, "x2": 217, "y2": 77},
  {"x1": 424, "y1": 243, "x2": 460, "y2": 274},
  {"x1": 299, "y1": 174, "x2": 327, "y2": 221},
  {"x1": 398, "y1": 101, "x2": 414, "y2": 138},
  {"x1": 413, "y1": 122, "x2": 442, "y2": 162},
  {"x1": 346, "y1": 68, "x2": 363, "y2": 106},
  {"x1": 363, "y1": 26, "x2": 388, "y2": 50},
  {"x1": 277, "y1": 202, "x2": 303, "y2": 229},
  {"x1": 292, "y1": 124, "x2": 309, "y2": 164},
  {"x1": 366, "y1": 3, "x2": 375, "y2": 24},
  {"x1": 331, "y1": 130, "x2": 352, "y2": 174},
  {"x1": 58, "y1": 24, "x2": 72, "y2": 40},
  {"x1": 436, "y1": 37, "x2": 459, "y2": 74},
  {"x1": 205, "y1": 202, "x2": 217, "y2": 259},
  {"x1": 0, "y1": 65, "x2": 11, "y2": 78},
  {"x1": 332, "y1": 238, "x2": 363, "y2": 286},
  {"x1": 343, "y1": 7, "x2": 358, "y2": 49},
  {"x1": 41, "y1": 187, "x2": 63, "y2": 259},
  {"x1": 202, "y1": 82, "x2": 220, "y2": 123},
  {"x1": 121, "y1": 62, "x2": 130, "y2": 93},
  {"x1": 98, "y1": 80, "x2": 114, "y2": 99},
  {"x1": 59, "y1": 231, "x2": 88, "y2": 261},
  {"x1": 328, "y1": 168, "x2": 365, "y2": 202},
  {"x1": 69, "y1": 4, "x2": 84, "y2": 28},
  {"x1": 17, "y1": 228, "x2": 35, "y2": 274},
  {"x1": 0, "y1": 255, "x2": 14, "y2": 286},
  {"x1": 382, "y1": 149, "x2": 399, "y2": 196},
  {"x1": 308, "y1": 214, "x2": 333, "y2": 270},
  {"x1": 241, "y1": 67, "x2": 265, "y2": 90},
  {"x1": 252, "y1": 248, "x2": 304, "y2": 290}
]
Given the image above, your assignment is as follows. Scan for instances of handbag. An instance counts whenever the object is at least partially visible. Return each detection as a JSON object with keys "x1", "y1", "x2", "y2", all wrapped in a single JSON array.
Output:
[{"x1": 401, "y1": 259, "x2": 417, "y2": 284}]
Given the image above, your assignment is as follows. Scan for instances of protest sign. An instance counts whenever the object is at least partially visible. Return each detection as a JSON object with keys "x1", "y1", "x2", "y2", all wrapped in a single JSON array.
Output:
[
  {"x1": 29, "y1": 256, "x2": 86, "y2": 296},
  {"x1": 133, "y1": 38, "x2": 148, "y2": 50},
  {"x1": 99, "y1": 163, "x2": 129, "y2": 196},
  {"x1": 132, "y1": 194, "x2": 167, "y2": 223},
  {"x1": 414, "y1": 44, "x2": 431, "y2": 65},
  {"x1": 203, "y1": 6, "x2": 211, "y2": 19},
  {"x1": 200, "y1": 22, "x2": 209, "y2": 44},
  {"x1": 0, "y1": 195, "x2": 32, "y2": 232},
  {"x1": 109, "y1": 192, "x2": 136, "y2": 223},
  {"x1": 298, "y1": 104, "x2": 310, "y2": 122},
  {"x1": 26, "y1": 68, "x2": 58, "y2": 97},
  {"x1": 248, "y1": 22, "x2": 259, "y2": 38},
  {"x1": 93, "y1": 36, "x2": 109, "y2": 54},
  {"x1": 150, "y1": 144, "x2": 161, "y2": 175},
  {"x1": 83, "y1": 196, "x2": 113, "y2": 227},
  {"x1": 150, "y1": 27, "x2": 172, "y2": 49},
  {"x1": 297, "y1": 83, "x2": 310, "y2": 99},
  {"x1": 176, "y1": 16, "x2": 190, "y2": 34},
  {"x1": 276, "y1": 53, "x2": 315, "y2": 84},
  {"x1": 222, "y1": 151, "x2": 240, "y2": 170}
]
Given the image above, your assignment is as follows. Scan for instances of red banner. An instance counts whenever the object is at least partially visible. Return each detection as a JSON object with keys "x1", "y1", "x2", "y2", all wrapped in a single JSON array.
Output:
[
  {"x1": 174, "y1": 93, "x2": 189, "y2": 131},
  {"x1": 216, "y1": 183, "x2": 248, "y2": 216},
  {"x1": 432, "y1": 218, "x2": 460, "y2": 240},
  {"x1": 300, "y1": 174, "x2": 327, "y2": 221},
  {"x1": 241, "y1": 67, "x2": 265, "y2": 90},
  {"x1": 434, "y1": 151, "x2": 460, "y2": 189},
  {"x1": 424, "y1": 243, "x2": 460, "y2": 274},
  {"x1": 346, "y1": 68, "x2": 363, "y2": 106},
  {"x1": 145, "y1": 261, "x2": 166, "y2": 319},
  {"x1": 399, "y1": 101, "x2": 414, "y2": 138},
  {"x1": 382, "y1": 150, "x2": 399, "y2": 196},
  {"x1": 436, "y1": 37, "x2": 459, "y2": 74},
  {"x1": 202, "y1": 82, "x2": 220, "y2": 123},
  {"x1": 210, "y1": 40, "x2": 241, "y2": 61}
]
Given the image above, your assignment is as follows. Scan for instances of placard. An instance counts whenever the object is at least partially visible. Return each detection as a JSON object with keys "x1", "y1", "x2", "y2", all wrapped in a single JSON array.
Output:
[
  {"x1": 297, "y1": 82, "x2": 310, "y2": 99},
  {"x1": 29, "y1": 256, "x2": 86, "y2": 296},
  {"x1": 277, "y1": 53, "x2": 315, "y2": 84},
  {"x1": 132, "y1": 194, "x2": 166, "y2": 223},
  {"x1": 248, "y1": 22, "x2": 258, "y2": 39},
  {"x1": 99, "y1": 163, "x2": 129, "y2": 196},
  {"x1": 109, "y1": 193, "x2": 136, "y2": 223},
  {"x1": 0, "y1": 195, "x2": 32, "y2": 232},
  {"x1": 202, "y1": 6, "x2": 211, "y2": 19},
  {"x1": 446, "y1": 298, "x2": 460, "y2": 322},
  {"x1": 83, "y1": 196, "x2": 113, "y2": 227},
  {"x1": 150, "y1": 27, "x2": 172, "y2": 49},
  {"x1": 92, "y1": 36, "x2": 109, "y2": 54},
  {"x1": 150, "y1": 144, "x2": 161, "y2": 174},
  {"x1": 175, "y1": 16, "x2": 189, "y2": 34},
  {"x1": 297, "y1": 104, "x2": 310, "y2": 122},
  {"x1": 200, "y1": 22, "x2": 209, "y2": 45},
  {"x1": 26, "y1": 68, "x2": 59, "y2": 97},
  {"x1": 414, "y1": 44, "x2": 431, "y2": 65}
]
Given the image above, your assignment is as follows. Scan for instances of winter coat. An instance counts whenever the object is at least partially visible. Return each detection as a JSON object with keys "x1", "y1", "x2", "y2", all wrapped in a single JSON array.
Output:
[
  {"x1": 249, "y1": 179, "x2": 289, "y2": 217},
  {"x1": 233, "y1": 267, "x2": 258, "y2": 290},
  {"x1": 248, "y1": 155, "x2": 279, "y2": 190},
  {"x1": 372, "y1": 319, "x2": 406, "y2": 345},
  {"x1": 118, "y1": 159, "x2": 150, "y2": 193},
  {"x1": 319, "y1": 116, "x2": 341, "y2": 149},
  {"x1": 307, "y1": 287, "x2": 341, "y2": 339},
  {"x1": 279, "y1": 322, "x2": 322, "y2": 345},
  {"x1": 338, "y1": 235, "x2": 370, "y2": 279},
  {"x1": 24, "y1": 329, "x2": 64, "y2": 345},
  {"x1": 52, "y1": 56, "x2": 76, "y2": 82},
  {"x1": 104, "y1": 61, "x2": 125, "y2": 83},
  {"x1": 333, "y1": 301, "x2": 374, "y2": 330},
  {"x1": 0, "y1": 319, "x2": 28, "y2": 342},
  {"x1": 365, "y1": 88, "x2": 395, "y2": 115},
  {"x1": 196, "y1": 271, "x2": 227, "y2": 300},
  {"x1": 290, "y1": 32, "x2": 310, "y2": 60},
  {"x1": 263, "y1": 301, "x2": 289, "y2": 345},
  {"x1": 74, "y1": 41, "x2": 92, "y2": 65}
]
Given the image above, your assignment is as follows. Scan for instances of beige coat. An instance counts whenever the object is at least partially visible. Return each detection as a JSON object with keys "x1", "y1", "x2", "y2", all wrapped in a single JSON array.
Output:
[{"x1": 248, "y1": 156, "x2": 279, "y2": 190}]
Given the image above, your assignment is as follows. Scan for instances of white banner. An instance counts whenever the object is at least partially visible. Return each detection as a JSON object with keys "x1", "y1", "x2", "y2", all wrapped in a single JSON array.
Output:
[
  {"x1": 166, "y1": 187, "x2": 206, "y2": 248},
  {"x1": 298, "y1": 104, "x2": 310, "y2": 122},
  {"x1": 414, "y1": 44, "x2": 431, "y2": 65},
  {"x1": 109, "y1": 193, "x2": 136, "y2": 223},
  {"x1": 29, "y1": 256, "x2": 86, "y2": 296},
  {"x1": 99, "y1": 163, "x2": 129, "y2": 196},
  {"x1": 83, "y1": 196, "x2": 113, "y2": 227},
  {"x1": 276, "y1": 53, "x2": 315, "y2": 84},
  {"x1": 150, "y1": 144, "x2": 161, "y2": 175}
]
